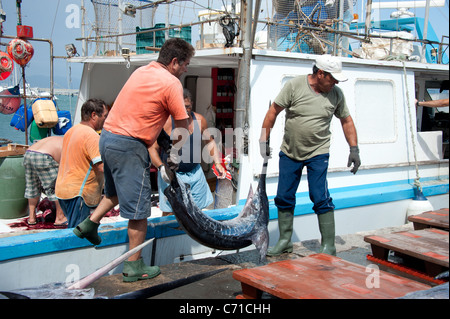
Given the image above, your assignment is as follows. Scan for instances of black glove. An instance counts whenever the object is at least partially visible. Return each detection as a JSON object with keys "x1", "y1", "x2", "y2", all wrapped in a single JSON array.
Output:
[
  {"x1": 157, "y1": 129, "x2": 172, "y2": 153},
  {"x1": 347, "y1": 146, "x2": 361, "y2": 174},
  {"x1": 259, "y1": 140, "x2": 272, "y2": 159}
]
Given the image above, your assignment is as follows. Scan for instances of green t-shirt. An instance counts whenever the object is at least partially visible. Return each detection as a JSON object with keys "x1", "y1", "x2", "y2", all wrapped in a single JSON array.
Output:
[{"x1": 274, "y1": 75, "x2": 350, "y2": 161}]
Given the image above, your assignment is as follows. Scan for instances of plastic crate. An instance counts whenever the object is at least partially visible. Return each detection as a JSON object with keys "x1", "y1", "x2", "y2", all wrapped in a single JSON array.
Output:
[{"x1": 136, "y1": 24, "x2": 192, "y2": 54}]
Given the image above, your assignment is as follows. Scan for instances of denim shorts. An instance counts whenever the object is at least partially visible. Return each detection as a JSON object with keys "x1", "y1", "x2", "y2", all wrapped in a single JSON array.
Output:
[
  {"x1": 274, "y1": 151, "x2": 335, "y2": 214},
  {"x1": 157, "y1": 164, "x2": 213, "y2": 212},
  {"x1": 100, "y1": 129, "x2": 152, "y2": 220},
  {"x1": 59, "y1": 196, "x2": 92, "y2": 228}
]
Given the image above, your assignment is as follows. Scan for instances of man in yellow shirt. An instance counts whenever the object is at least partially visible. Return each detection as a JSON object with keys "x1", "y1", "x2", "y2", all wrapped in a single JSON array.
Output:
[{"x1": 55, "y1": 98, "x2": 108, "y2": 228}]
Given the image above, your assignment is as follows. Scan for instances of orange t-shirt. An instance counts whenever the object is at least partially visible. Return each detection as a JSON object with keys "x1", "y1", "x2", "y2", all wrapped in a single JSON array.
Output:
[
  {"x1": 104, "y1": 61, "x2": 188, "y2": 146},
  {"x1": 56, "y1": 124, "x2": 104, "y2": 206}
]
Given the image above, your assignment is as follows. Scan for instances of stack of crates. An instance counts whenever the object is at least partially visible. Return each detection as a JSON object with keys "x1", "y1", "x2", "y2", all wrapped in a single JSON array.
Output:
[{"x1": 136, "y1": 23, "x2": 192, "y2": 54}]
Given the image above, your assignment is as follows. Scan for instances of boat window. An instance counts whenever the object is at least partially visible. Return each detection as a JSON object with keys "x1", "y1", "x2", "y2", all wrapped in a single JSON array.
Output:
[
  {"x1": 422, "y1": 85, "x2": 449, "y2": 159},
  {"x1": 355, "y1": 79, "x2": 397, "y2": 144}
]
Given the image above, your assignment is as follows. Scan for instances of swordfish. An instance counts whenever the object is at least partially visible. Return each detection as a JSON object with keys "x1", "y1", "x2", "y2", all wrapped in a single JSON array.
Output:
[{"x1": 163, "y1": 159, "x2": 270, "y2": 262}]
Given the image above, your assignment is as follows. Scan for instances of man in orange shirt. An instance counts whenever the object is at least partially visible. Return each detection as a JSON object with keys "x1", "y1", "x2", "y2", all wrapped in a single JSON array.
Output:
[
  {"x1": 73, "y1": 38, "x2": 195, "y2": 282},
  {"x1": 55, "y1": 98, "x2": 108, "y2": 228}
]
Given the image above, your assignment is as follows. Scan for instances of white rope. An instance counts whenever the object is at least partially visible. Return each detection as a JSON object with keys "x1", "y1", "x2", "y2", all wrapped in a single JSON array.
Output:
[{"x1": 402, "y1": 62, "x2": 422, "y2": 191}]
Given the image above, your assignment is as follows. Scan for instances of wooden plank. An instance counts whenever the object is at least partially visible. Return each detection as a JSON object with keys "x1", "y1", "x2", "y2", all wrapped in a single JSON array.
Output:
[
  {"x1": 364, "y1": 228, "x2": 449, "y2": 268},
  {"x1": 408, "y1": 208, "x2": 449, "y2": 230},
  {"x1": 0, "y1": 144, "x2": 29, "y2": 157},
  {"x1": 232, "y1": 254, "x2": 430, "y2": 299}
]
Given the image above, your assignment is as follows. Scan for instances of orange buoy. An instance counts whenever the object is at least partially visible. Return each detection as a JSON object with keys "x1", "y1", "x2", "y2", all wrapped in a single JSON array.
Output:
[
  {"x1": 0, "y1": 51, "x2": 14, "y2": 81},
  {"x1": 7, "y1": 38, "x2": 34, "y2": 66},
  {"x1": 0, "y1": 86, "x2": 21, "y2": 114}
]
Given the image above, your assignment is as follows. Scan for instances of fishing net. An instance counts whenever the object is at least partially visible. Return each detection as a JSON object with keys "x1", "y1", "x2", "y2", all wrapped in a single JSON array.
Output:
[
  {"x1": 90, "y1": 0, "x2": 156, "y2": 54},
  {"x1": 270, "y1": 0, "x2": 351, "y2": 54}
]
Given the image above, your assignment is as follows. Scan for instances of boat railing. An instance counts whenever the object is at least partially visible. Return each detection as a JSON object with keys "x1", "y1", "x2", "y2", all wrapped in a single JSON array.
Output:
[{"x1": 75, "y1": 0, "x2": 448, "y2": 65}]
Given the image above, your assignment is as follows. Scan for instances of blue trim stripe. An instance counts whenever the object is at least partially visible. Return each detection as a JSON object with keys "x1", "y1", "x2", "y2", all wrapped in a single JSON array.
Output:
[
  {"x1": 0, "y1": 177, "x2": 448, "y2": 262},
  {"x1": 78, "y1": 163, "x2": 93, "y2": 197}
]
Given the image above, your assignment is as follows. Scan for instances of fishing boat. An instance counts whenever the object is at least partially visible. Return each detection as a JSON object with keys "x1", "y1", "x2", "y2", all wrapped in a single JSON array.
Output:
[{"x1": 0, "y1": 0, "x2": 448, "y2": 292}]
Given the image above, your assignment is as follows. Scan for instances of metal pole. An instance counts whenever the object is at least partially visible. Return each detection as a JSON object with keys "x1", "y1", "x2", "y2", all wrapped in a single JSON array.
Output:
[
  {"x1": 365, "y1": 0, "x2": 373, "y2": 39},
  {"x1": 250, "y1": 0, "x2": 262, "y2": 50},
  {"x1": 421, "y1": 0, "x2": 431, "y2": 63},
  {"x1": 22, "y1": 66, "x2": 28, "y2": 145},
  {"x1": 118, "y1": 0, "x2": 123, "y2": 52},
  {"x1": 81, "y1": 0, "x2": 86, "y2": 56},
  {"x1": 235, "y1": 0, "x2": 253, "y2": 132},
  {"x1": 338, "y1": 0, "x2": 344, "y2": 56},
  {"x1": 165, "y1": 3, "x2": 169, "y2": 40}
]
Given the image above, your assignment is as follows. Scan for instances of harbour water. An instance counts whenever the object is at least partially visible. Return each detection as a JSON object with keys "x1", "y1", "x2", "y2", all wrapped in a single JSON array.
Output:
[{"x1": 0, "y1": 93, "x2": 78, "y2": 145}]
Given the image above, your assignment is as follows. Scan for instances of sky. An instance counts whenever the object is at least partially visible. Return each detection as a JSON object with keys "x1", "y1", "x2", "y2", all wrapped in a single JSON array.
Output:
[{"x1": 0, "y1": 0, "x2": 448, "y2": 90}]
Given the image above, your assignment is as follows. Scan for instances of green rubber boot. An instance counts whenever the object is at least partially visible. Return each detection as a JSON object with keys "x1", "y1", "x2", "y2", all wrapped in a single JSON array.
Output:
[
  {"x1": 317, "y1": 210, "x2": 336, "y2": 256},
  {"x1": 267, "y1": 209, "x2": 294, "y2": 257},
  {"x1": 73, "y1": 216, "x2": 101, "y2": 245},
  {"x1": 122, "y1": 258, "x2": 161, "y2": 282}
]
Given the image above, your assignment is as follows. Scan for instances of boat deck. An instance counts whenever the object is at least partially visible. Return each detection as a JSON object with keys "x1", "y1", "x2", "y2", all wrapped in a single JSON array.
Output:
[{"x1": 88, "y1": 223, "x2": 448, "y2": 299}]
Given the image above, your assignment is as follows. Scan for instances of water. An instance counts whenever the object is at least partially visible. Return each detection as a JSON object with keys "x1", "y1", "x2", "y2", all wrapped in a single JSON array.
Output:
[{"x1": 0, "y1": 94, "x2": 78, "y2": 145}]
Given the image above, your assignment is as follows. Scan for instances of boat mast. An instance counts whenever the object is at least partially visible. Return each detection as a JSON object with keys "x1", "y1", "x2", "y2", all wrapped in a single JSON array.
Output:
[
  {"x1": 421, "y1": 0, "x2": 431, "y2": 62},
  {"x1": 234, "y1": 0, "x2": 262, "y2": 203},
  {"x1": 235, "y1": 0, "x2": 253, "y2": 148}
]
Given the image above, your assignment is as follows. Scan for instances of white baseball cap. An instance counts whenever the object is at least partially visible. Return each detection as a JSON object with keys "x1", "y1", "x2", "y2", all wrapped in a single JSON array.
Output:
[{"x1": 314, "y1": 54, "x2": 348, "y2": 82}]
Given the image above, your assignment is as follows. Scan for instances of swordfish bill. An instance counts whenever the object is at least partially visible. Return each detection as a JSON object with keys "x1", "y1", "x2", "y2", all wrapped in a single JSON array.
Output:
[{"x1": 164, "y1": 159, "x2": 270, "y2": 261}]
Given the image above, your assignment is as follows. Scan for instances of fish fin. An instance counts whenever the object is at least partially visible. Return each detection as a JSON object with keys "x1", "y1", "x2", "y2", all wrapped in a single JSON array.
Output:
[
  {"x1": 237, "y1": 184, "x2": 254, "y2": 219},
  {"x1": 252, "y1": 227, "x2": 269, "y2": 263}
]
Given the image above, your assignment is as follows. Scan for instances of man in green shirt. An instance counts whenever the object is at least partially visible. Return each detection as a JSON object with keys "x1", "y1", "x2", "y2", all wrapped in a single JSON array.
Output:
[{"x1": 259, "y1": 54, "x2": 360, "y2": 256}]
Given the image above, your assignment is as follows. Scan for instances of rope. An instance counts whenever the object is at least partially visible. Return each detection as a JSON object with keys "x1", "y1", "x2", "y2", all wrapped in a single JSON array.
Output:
[
  {"x1": 0, "y1": 54, "x2": 13, "y2": 73},
  {"x1": 10, "y1": 40, "x2": 30, "y2": 61},
  {"x1": 0, "y1": 138, "x2": 13, "y2": 146},
  {"x1": 402, "y1": 62, "x2": 422, "y2": 191}
]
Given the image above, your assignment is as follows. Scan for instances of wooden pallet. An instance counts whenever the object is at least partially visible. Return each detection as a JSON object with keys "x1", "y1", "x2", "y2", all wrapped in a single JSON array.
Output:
[
  {"x1": 364, "y1": 228, "x2": 449, "y2": 278},
  {"x1": 0, "y1": 144, "x2": 29, "y2": 157},
  {"x1": 232, "y1": 254, "x2": 430, "y2": 299},
  {"x1": 408, "y1": 208, "x2": 449, "y2": 231}
]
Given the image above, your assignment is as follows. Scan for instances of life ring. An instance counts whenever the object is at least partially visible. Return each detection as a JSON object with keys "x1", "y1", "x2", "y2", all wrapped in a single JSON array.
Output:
[
  {"x1": 0, "y1": 51, "x2": 14, "y2": 81},
  {"x1": 7, "y1": 38, "x2": 34, "y2": 67}
]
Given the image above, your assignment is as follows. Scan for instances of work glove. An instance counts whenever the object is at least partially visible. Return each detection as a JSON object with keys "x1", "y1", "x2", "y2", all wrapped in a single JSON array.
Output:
[
  {"x1": 158, "y1": 163, "x2": 174, "y2": 183},
  {"x1": 347, "y1": 146, "x2": 361, "y2": 174},
  {"x1": 259, "y1": 140, "x2": 272, "y2": 159},
  {"x1": 167, "y1": 145, "x2": 181, "y2": 171}
]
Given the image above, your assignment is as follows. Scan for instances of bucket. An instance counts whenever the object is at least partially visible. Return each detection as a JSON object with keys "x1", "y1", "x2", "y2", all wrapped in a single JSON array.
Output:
[
  {"x1": 0, "y1": 155, "x2": 28, "y2": 219},
  {"x1": 30, "y1": 120, "x2": 49, "y2": 143}
]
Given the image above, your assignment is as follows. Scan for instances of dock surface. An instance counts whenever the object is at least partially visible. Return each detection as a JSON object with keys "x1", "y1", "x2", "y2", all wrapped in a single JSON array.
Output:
[
  {"x1": 233, "y1": 253, "x2": 431, "y2": 299},
  {"x1": 89, "y1": 223, "x2": 448, "y2": 299}
]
